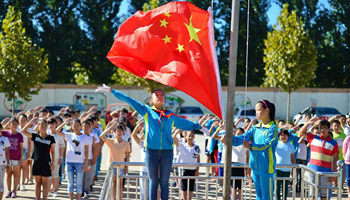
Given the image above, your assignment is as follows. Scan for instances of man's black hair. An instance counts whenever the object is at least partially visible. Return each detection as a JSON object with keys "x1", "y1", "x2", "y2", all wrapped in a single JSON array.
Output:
[
  {"x1": 48, "y1": 118, "x2": 57, "y2": 124},
  {"x1": 319, "y1": 120, "x2": 331, "y2": 129},
  {"x1": 40, "y1": 108, "x2": 48, "y2": 113}
]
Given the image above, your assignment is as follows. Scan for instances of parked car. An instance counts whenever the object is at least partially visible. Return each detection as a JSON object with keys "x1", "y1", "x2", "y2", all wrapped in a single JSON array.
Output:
[
  {"x1": 45, "y1": 103, "x2": 71, "y2": 116},
  {"x1": 293, "y1": 107, "x2": 342, "y2": 124},
  {"x1": 234, "y1": 107, "x2": 256, "y2": 128},
  {"x1": 176, "y1": 106, "x2": 204, "y2": 122},
  {"x1": 105, "y1": 103, "x2": 132, "y2": 124}
]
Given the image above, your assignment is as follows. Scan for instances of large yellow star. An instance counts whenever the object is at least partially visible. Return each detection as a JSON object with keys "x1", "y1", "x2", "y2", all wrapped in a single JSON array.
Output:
[
  {"x1": 160, "y1": 19, "x2": 168, "y2": 28},
  {"x1": 184, "y1": 16, "x2": 201, "y2": 45},
  {"x1": 176, "y1": 43, "x2": 184, "y2": 52},
  {"x1": 162, "y1": 35, "x2": 172, "y2": 44},
  {"x1": 164, "y1": 11, "x2": 171, "y2": 17}
]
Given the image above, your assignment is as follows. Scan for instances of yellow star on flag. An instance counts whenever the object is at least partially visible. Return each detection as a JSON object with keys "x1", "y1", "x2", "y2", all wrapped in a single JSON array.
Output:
[
  {"x1": 176, "y1": 43, "x2": 184, "y2": 52},
  {"x1": 162, "y1": 35, "x2": 172, "y2": 44},
  {"x1": 184, "y1": 16, "x2": 201, "y2": 45},
  {"x1": 160, "y1": 19, "x2": 168, "y2": 28},
  {"x1": 164, "y1": 11, "x2": 171, "y2": 17}
]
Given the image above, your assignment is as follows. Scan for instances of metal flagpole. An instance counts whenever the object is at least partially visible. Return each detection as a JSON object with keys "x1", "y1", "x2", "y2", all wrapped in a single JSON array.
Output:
[{"x1": 223, "y1": 0, "x2": 240, "y2": 199}]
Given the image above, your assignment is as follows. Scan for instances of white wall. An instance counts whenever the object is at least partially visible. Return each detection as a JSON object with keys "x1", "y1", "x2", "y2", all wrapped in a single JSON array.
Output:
[{"x1": 1, "y1": 85, "x2": 349, "y2": 120}]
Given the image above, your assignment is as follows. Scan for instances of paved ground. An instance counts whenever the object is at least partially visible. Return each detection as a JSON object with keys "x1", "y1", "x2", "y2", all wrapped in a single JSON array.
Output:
[{"x1": 4, "y1": 133, "x2": 349, "y2": 199}]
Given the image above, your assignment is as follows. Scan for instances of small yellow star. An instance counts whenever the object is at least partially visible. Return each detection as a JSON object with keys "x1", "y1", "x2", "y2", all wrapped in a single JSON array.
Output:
[
  {"x1": 176, "y1": 43, "x2": 184, "y2": 52},
  {"x1": 162, "y1": 35, "x2": 172, "y2": 44},
  {"x1": 160, "y1": 19, "x2": 168, "y2": 28},
  {"x1": 164, "y1": 11, "x2": 171, "y2": 17}
]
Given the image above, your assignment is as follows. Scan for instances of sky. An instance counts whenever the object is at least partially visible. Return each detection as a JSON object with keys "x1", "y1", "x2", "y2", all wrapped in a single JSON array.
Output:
[
  {"x1": 268, "y1": 0, "x2": 331, "y2": 25},
  {"x1": 120, "y1": 0, "x2": 332, "y2": 26}
]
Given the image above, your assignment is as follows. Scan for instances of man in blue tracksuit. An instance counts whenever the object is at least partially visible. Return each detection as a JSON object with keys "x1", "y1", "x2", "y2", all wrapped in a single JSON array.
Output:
[
  {"x1": 232, "y1": 100, "x2": 278, "y2": 200},
  {"x1": 96, "y1": 85, "x2": 201, "y2": 200}
]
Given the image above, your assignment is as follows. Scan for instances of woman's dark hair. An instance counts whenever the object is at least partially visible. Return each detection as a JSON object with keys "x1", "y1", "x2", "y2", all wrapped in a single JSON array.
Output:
[
  {"x1": 72, "y1": 119, "x2": 81, "y2": 125},
  {"x1": 0, "y1": 123, "x2": 3, "y2": 129},
  {"x1": 238, "y1": 127, "x2": 245, "y2": 133},
  {"x1": 9, "y1": 118, "x2": 19, "y2": 124},
  {"x1": 279, "y1": 129, "x2": 289, "y2": 137},
  {"x1": 19, "y1": 114, "x2": 28, "y2": 120},
  {"x1": 258, "y1": 100, "x2": 275, "y2": 121},
  {"x1": 55, "y1": 116, "x2": 63, "y2": 123},
  {"x1": 38, "y1": 119, "x2": 48, "y2": 124},
  {"x1": 48, "y1": 118, "x2": 57, "y2": 124}
]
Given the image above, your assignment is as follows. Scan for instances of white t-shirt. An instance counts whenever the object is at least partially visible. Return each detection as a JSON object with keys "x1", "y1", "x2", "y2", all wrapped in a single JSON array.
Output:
[
  {"x1": 17, "y1": 126, "x2": 30, "y2": 149},
  {"x1": 138, "y1": 141, "x2": 146, "y2": 172},
  {"x1": 52, "y1": 134, "x2": 65, "y2": 161},
  {"x1": 0, "y1": 136, "x2": 10, "y2": 165},
  {"x1": 64, "y1": 132, "x2": 88, "y2": 163},
  {"x1": 122, "y1": 127, "x2": 131, "y2": 141},
  {"x1": 344, "y1": 126, "x2": 350, "y2": 136},
  {"x1": 297, "y1": 139, "x2": 307, "y2": 160},
  {"x1": 176, "y1": 141, "x2": 200, "y2": 170},
  {"x1": 231, "y1": 145, "x2": 248, "y2": 164}
]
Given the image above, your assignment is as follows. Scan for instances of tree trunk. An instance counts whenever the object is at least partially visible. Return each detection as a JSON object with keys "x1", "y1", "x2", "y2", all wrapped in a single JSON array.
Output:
[
  {"x1": 11, "y1": 97, "x2": 15, "y2": 117},
  {"x1": 287, "y1": 91, "x2": 291, "y2": 123}
]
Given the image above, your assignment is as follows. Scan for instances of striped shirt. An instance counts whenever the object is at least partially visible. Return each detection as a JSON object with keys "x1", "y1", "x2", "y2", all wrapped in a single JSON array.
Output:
[{"x1": 307, "y1": 134, "x2": 339, "y2": 172}]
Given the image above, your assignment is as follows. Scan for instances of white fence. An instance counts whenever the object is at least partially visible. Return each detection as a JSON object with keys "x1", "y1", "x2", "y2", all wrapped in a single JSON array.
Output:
[{"x1": 100, "y1": 161, "x2": 344, "y2": 200}]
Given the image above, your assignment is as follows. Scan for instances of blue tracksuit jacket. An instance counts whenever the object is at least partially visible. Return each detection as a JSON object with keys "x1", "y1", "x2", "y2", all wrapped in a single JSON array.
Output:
[
  {"x1": 232, "y1": 121, "x2": 278, "y2": 175},
  {"x1": 111, "y1": 89, "x2": 201, "y2": 150}
]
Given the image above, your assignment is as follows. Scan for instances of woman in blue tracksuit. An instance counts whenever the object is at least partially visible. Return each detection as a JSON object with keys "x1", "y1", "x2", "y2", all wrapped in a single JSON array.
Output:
[
  {"x1": 232, "y1": 100, "x2": 277, "y2": 200},
  {"x1": 96, "y1": 84, "x2": 201, "y2": 200}
]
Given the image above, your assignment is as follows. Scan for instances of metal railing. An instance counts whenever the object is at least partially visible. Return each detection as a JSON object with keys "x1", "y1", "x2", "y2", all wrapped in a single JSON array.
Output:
[{"x1": 99, "y1": 161, "x2": 344, "y2": 200}]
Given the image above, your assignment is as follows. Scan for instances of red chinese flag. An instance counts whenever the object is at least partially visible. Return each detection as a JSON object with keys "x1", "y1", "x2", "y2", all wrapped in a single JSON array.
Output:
[{"x1": 107, "y1": 1, "x2": 224, "y2": 118}]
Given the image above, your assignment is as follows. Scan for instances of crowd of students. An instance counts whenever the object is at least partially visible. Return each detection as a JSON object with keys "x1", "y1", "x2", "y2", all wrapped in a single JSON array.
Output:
[
  {"x1": 1, "y1": 89, "x2": 350, "y2": 200},
  {"x1": 0, "y1": 106, "x2": 106, "y2": 200}
]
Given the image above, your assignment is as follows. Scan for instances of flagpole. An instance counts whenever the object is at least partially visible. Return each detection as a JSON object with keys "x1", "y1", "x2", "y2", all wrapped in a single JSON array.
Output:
[{"x1": 223, "y1": 0, "x2": 240, "y2": 199}]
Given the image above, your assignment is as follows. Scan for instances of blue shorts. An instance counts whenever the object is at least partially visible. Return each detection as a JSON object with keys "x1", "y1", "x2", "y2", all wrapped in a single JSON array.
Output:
[
  {"x1": 22, "y1": 148, "x2": 28, "y2": 161},
  {"x1": 113, "y1": 168, "x2": 125, "y2": 176}
]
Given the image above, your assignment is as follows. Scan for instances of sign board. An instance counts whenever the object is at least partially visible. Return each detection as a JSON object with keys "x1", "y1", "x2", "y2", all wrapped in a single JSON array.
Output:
[
  {"x1": 73, "y1": 93, "x2": 106, "y2": 111},
  {"x1": 4, "y1": 97, "x2": 27, "y2": 112}
]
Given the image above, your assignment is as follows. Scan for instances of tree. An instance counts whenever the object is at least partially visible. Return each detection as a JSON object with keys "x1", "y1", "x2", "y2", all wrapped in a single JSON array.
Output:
[
  {"x1": 263, "y1": 4, "x2": 317, "y2": 121},
  {"x1": 0, "y1": 6, "x2": 49, "y2": 115}
]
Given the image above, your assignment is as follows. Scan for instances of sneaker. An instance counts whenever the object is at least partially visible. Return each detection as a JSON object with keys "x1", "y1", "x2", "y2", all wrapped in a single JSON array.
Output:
[
  {"x1": 20, "y1": 185, "x2": 25, "y2": 191},
  {"x1": 83, "y1": 192, "x2": 89, "y2": 199},
  {"x1": 11, "y1": 191, "x2": 17, "y2": 198},
  {"x1": 52, "y1": 192, "x2": 58, "y2": 197},
  {"x1": 5, "y1": 191, "x2": 11, "y2": 198},
  {"x1": 29, "y1": 179, "x2": 34, "y2": 185},
  {"x1": 16, "y1": 185, "x2": 20, "y2": 191}
]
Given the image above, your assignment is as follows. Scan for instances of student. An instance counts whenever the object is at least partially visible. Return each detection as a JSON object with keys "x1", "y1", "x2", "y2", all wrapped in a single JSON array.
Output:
[
  {"x1": 100, "y1": 123, "x2": 130, "y2": 200},
  {"x1": 232, "y1": 100, "x2": 277, "y2": 200},
  {"x1": 275, "y1": 129, "x2": 296, "y2": 200},
  {"x1": 342, "y1": 131, "x2": 350, "y2": 199},
  {"x1": 298, "y1": 119, "x2": 339, "y2": 200},
  {"x1": 81, "y1": 120, "x2": 98, "y2": 198},
  {"x1": 220, "y1": 127, "x2": 247, "y2": 200},
  {"x1": 331, "y1": 119, "x2": 346, "y2": 189},
  {"x1": 173, "y1": 130, "x2": 200, "y2": 200},
  {"x1": 0, "y1": 124, "x2": 10, "y2": 199},
  {"x1": 56, "y1": 119, "x2": 89, "y2": 200},
  {"x1": 96, "y1": 84, "x2": 201, "y2": 200},
  {"x1": 2, "y1": 118, "x2": 23, "y2": 198},
  {"x1": 21, "y1": 118, "x2": 56, "y2": 200},
  {"x1": 17, "y1": 114, "x2": 31, "y2": 191},
  {"x1": 47, "y1": 118, "x2": 65, "y2": 197},
  {"x1": 131, "y1": 122, "x2": 148, "y2": 200}
]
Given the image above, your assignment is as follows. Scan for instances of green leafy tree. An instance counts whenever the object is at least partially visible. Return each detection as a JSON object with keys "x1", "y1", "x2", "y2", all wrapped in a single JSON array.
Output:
[
  {"x1": 263, "y1": 4, "x2": 317, "y2": 121},
  {"x1": 0, "y1": 6, "x2": 49, "y2": 114}
]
